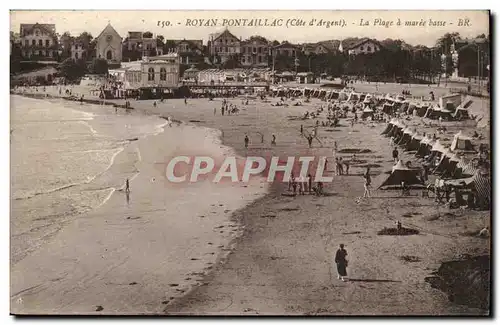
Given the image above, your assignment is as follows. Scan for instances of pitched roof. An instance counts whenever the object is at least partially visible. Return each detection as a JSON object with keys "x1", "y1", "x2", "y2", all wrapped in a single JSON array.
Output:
[
  {"x1": 95, "y1": 23, "x2": 122, "y2": 41},
  {"x1": 242, "y1": 35, "x2": 269, "y2": 45},
  {"x1": 210, "y1": 29, "x2": 239, "y2": 42},
  {"x1": 169, "y1": 39, "x2": 203, "y2": 50},
  {"x1": 273, "y1": 41, "x2": 298, "y2": 49},
  {"x1": 20, "y1": 23, "x2": 56, "y2": 37},
  {"x1": 347, "y1": 38, "x2": 382, "y2": 50}
]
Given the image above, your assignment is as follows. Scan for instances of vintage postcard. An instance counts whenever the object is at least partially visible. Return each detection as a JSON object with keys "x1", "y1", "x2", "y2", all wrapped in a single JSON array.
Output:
[{"x1": 9, "y1": 10, "x2": 491, "y2": 316}]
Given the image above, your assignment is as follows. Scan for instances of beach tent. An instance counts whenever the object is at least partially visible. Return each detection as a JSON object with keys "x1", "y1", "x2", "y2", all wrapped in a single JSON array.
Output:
[
  {"x1": 389, "y1": 122, "x2": 405, "y2": 138},
  {"x1": 428, "y1": 140, "x2": 447, "y2": 161},
  {"x1": 378, "y1": 161, "x2": 425, "y2": 189},
  {"x1": 454, "y1": 158, "x2": 477, "y2": 178},
  {"x1": 397, "y1": 128, "x2": 415, "y2": 146},
  {"x1": 361, "y1": 107, "x2": 374, "y2": 119},
  {"x1": 405, "y1": 132, "x2": 424, "y2": 151},
  {"x1": 383, "y1": 102, "x2": 395, "y2": 115},
  {"x1": 444, "y1": 171, "x2": 491, "y2": 208},
  {"x1": 424, "y1": 106, "x2": 453, "y2": 120},
  {"x1": 381, "y1": 119, "x2": 397, "y2": 135},
  {"x1": 450, "y1": 131, "x2": 475, "y2": 152},
  {"x1": 415, "y1": 136, "x2": 435, "y2": 158}
]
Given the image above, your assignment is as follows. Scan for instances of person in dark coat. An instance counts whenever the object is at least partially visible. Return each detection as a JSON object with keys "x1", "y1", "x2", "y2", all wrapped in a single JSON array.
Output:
[{"x1": 335, "y1": 244, "x2": 348, "y2": 281}]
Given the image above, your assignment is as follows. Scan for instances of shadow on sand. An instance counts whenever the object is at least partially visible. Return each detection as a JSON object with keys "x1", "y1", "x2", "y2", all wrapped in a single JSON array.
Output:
[{"x1": 348, "y1": 278, "x2": 402, "y2": 283}]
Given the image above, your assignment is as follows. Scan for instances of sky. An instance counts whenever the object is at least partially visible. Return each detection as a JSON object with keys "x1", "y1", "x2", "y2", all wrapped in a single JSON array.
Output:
[{"x1": 10, "y1": 10, "x2": 489, "y2": 46}]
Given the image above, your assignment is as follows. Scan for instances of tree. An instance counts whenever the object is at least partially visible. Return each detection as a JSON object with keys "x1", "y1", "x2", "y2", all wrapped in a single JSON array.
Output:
[
  {"x1": 164, "y1": 40, "x2": 177, "y2": 53},
  {"x1": 436, "y1": 32, "x2": 461, "y2": 52},
  {"x1": 222, "y1": 54, "x2": 241, "y2": 69},
  {"x1": 156, "y1": 35, "x2": 165, "y2": 49},
  {"x1": 143, "y1": 31, "x2": 153, "y2": 39},
  {"x1": 58, "y1": 58, "x2": 85, "y2": 81},
  {"x1": 59, "y1": 31, "x2": 74, "y2": 61},
  {"x1": 77, "y1": 32, "x2": 93, "y2": 48},
  {"x1": 90, "y1": 58, "x2": 108, "y2": 75}
]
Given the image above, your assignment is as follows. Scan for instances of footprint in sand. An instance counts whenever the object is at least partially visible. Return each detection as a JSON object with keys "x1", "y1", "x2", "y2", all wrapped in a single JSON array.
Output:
[{"x1": 169, "y1": 284, "x2": 179, "y2": 287}]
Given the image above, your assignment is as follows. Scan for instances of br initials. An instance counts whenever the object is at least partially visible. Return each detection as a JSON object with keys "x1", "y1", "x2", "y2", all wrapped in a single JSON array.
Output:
[{"x1": 458, "y1": 18, "x2": 471, "y2": 27}]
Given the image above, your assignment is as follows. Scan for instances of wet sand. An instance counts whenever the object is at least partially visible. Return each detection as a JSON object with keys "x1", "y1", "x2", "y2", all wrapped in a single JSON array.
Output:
[{"x1": 11, "y1": 85, "x2": 490, "y2": 315}]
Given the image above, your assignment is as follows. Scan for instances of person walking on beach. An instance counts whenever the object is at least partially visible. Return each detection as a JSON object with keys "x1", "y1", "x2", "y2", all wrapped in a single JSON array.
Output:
[
  {"x1": 153, "y1": 101, "x2": 157, "y2": 108},
  {"x1": 271, "y1": 134, "x2": 276, "y2": 146},
  {"x1": 307, "y1": 134, "x2": 313, "y2": 148},
  {"x1": 392, "y1": 147, "x2": 399, "y2": 164},
  {"x1": 214, "y1": 107, "x2": 217, "y2": 115},
  {"x1": 125, "y1": 178, "x2": 130, "y2": 194},
  {"x1": 334, "y1": 244, "x2": 348, "y2": 282},
  {"x1": 363, "y1": 167, "x2": 372, "y2": 198},
  {"x1": 300, "y1": 124, "x2": 303, "y2": 135},
  {"x1": 184, "y1": 97, "x2": 188, "y2": 105},
  {"x1": 244, "y1": 135, "x2": 249, "y2": 148}
]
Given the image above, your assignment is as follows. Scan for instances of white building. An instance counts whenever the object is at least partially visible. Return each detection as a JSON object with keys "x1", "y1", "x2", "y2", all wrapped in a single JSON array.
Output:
[
  {"x1": 95, "y1": 23, "x2": 123, "y2": 64},
  {"x1": 123, "y1": 53, "x2": 180, "y2": 89},
  {"x1": 347, "y1": 39, "x2": 382, "y2": 55},
  {"x1": 19, "y1": 23, "x2": 58, "y2": 59}
]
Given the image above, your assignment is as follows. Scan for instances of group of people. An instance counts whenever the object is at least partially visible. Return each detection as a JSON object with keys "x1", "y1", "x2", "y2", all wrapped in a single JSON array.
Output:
[{"x1": 288, "y1": 173, "x2": 324, "y2": 196}]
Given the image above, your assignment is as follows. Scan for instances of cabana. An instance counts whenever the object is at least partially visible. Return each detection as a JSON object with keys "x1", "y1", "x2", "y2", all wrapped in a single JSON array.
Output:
[
  {"x1": 378, "y1": 160, "x2": 424, "y2": 189},
  {"x1": 450, "y1": 131, "x2": 475, "y2": 152}
]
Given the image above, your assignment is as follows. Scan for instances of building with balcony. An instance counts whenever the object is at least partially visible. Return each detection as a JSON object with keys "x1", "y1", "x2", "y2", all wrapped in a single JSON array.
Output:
[
  {"x1": 166, "y1": 39, "x2": 203, "y2": 65},
  {"x1": 208, "y1": 29, "x2": 241, "y2": 63},
  {"x1": 123, "y1": 31, "x2": 161, "y2": 58},
  {"x1": 270, "y1": 41, "x2": 299, "y2": 57},
  {"x1": 19, "y1": 23, "x2": 58, "y2": 59},
  {"x1": 95, "y1": 23, "x2": 123, "y2": 64},
  {"x1": 241, "y1": 36, "x2": 269, "y2": 67}
]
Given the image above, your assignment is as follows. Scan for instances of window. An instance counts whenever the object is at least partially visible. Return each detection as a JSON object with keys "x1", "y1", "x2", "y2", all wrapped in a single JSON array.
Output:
[
  {"x1": 75, "y1": 52, "x2": 79, "y2": 59},
  {"x1": 258, "y1": 56, "x2": 262, "y2": 63},
  {"x1": 225, "y1": 47, "x2": 228, "y2": 53},
  {"x1": 148, "y1": 67, "x2": 155, "y2": 81},
  {"x1": 258, "y1": 47, "x2": 262, "y2": 54},
  {"x1": 360, "y1": 46, "x2": 364, "y2": 51},
  {"x1": 38, "y1": 39, "x2": 42, "y2": 46},
  {"x1": 45, "y1": 39, "x2": 50, "y2": 47},
  {"x1": 35, "y1": 30, "x2": 39, "y2": 36},
  {"x1": 38, "y1": 50, "x2": 42, "y2": 56},
  {"x1": 25, "y1": 40, "x2": 28, "y2": 46},
  {"x1": 160, "y1": 67, "x2": 166, "y2": 81},
  {"x1": 32, "y1": 40, "x2": 36, "y2": 46},
  {"x1": 367, "y1": 46, "x2": 371, "y2": 52},
  {"x1": 106, "y1": 50, "x2": 113, "y2": 60}
]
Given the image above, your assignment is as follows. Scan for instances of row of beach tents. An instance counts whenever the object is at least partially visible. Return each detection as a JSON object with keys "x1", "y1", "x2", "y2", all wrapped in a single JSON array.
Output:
[{"x1": 379, "y1": 119, "x2": 490, "y2": 206}]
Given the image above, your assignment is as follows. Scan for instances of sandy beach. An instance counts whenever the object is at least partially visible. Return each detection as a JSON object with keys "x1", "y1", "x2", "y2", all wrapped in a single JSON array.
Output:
[{"x1": 10, "y1": 83, "x2": 490, "y2": 315}]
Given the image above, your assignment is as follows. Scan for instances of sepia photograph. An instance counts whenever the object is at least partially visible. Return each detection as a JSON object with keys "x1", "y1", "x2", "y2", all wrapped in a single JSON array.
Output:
[{"x1": 9, "y1": 9, "x2": 491, "y2": 316}]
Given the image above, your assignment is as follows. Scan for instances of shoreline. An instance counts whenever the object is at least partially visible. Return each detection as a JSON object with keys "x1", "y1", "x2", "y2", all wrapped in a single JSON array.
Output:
[{"x1": 10, "y1": 92, "x2": 270, "y2": 314}]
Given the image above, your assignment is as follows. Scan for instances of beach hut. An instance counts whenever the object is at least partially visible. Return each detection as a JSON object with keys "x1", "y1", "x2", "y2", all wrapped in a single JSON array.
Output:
[
  {"x1": 450, "y1": 131, "x2": 475, "y2": 152},
  {"x1": 361, "y1": 106, "x2": 374, "y2": 119},
  {"x1": 415, "y1": 136, "x2": 435, "y2": 158},
  {"x1": 381, "y1": 119, "x2": 397, "y2": 135},
  {"x1": 454, "y1": 158, "x2": 477, "y2": 178},
  {"x1": 424, "y1": 105, "x2": 454, "y2": 120},
  {"x1": 378, "y1": 160, "x2": 424, "y2": 189},
  {"x1": 397, "y1": 128, "x2": 415, "y2": 146},
  {"x1": 405, "y1": 132, "x2": 423, "y2": 151},
  {"x1": 444, "y1": 170, "x2": 490, "y2": 209}
]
